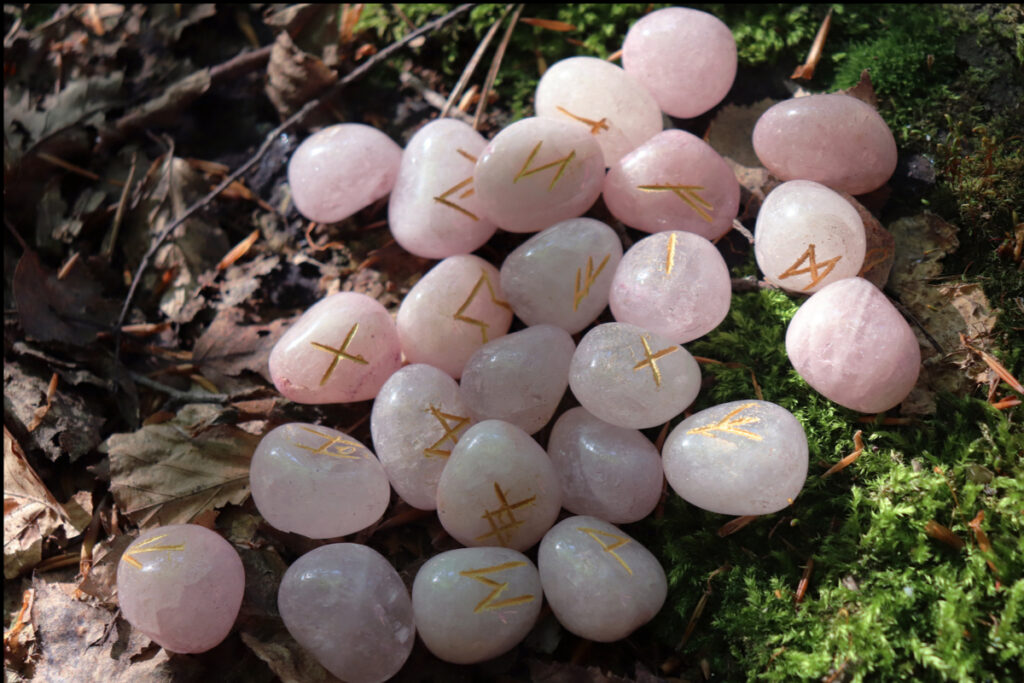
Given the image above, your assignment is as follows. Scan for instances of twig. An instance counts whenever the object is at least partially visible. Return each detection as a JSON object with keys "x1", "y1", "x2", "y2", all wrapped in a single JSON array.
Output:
[
  {"x1": 103, "y1": 150, "x2": 138, "y2": 260},
  {"x1": 473, "y1": 4, "x2": 523, "y2": 130},
  {"x1": 441, "y1": 5, "x2": 513, "y2": 118},
  {"x1": 130, "y1": 372, "x2": 229, "y2": 404},
  {"x1": 791, "y1": 9, "x2": 832, "y2": 80}
]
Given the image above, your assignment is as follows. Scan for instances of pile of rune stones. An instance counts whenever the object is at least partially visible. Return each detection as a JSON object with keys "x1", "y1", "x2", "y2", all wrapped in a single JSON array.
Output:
[{"x1": 116, "y1": 7, "x2": 921, "y2": 682}]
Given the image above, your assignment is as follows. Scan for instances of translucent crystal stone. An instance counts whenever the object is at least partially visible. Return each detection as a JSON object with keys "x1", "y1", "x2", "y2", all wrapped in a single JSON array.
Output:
[
  {"x1": 249, "y1": 423, "x2": 390, "y2": 538},
  {"x1": 786, "y1": 277, "x2": 921, "y2": 413},
  {"x1": 388, "y1": 119, "x2": 497, "y2": 258},
  {"x1": 547, "y1": 407, "x2": 663, "y2": 524},
  {"x1": 116, "y1": 524, "x2": 244, "y2": 653},
  {"x1": 568, "y1": 323, "x2": 701, "y2": 429},
  {"x1": 288, "y1": 123, "x2": 402, "y2": 224},
  {"x1": 535, "y1": 56, "x2": 663, "y2": 167},
  {"x1": 603, "y1": 129, "x2": 740, "y2": 240},
  {"x1": 412, "y1": 547, "x2": 542, "y2": 664},
  {"x1": 396, "y1": 254, "x2": 513, "y2": 379},
  {"x1": 269, "y1": 292, "x2": 402, "y2": 404},
  {"x1": 538, "y1": 516, "x2": 667, "y2": 642},
  {"x1": 609, "y1": 231, "x2": 731, "y2": 344},
  {"x1": 662, "y1": 400, "x2": 809, "y2": 515},
  {"x1": 278, "y1": 544, "x2": 415, "y2": 683},
  {"x1": 499, "y1": 218, "x2": 623, "y2": 334},
  {"x1": 474, "y1": 117, "x2": 605, "y2": 233},
  {"x1": 436, "y1": 420, "x2": 562, "y2": 551}
]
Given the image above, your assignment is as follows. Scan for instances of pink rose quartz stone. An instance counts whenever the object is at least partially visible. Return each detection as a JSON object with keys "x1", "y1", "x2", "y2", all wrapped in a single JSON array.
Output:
[
  {"x1": 278, "y1": 543, "x2": 415, "y2": 683},
  {"x1": 547, "y1": 407, "x2": 663, "y2": 524},
  {"x1": 269, "y1": 292, "x2": 402, "y2": 404},
  {"x1": 569, "y1": 323, "x2": 701, "y2": 430},
  {"x1": 388, "y1": 119, "x2": 497, "y2": 258},
  {"x1": 603, "y1": 129, "x2": 740, "y2": 240},
  {"x1": 622, "y1": 8, "x2": 737, "y2": 119},
  {"x1": 786, "y1": 277, "x2": 921, "y2": 413},
  {"x1": 436, "y1": 420, "x2": 562, "y2": 551},
  {"x1": 535, "y1": 57, "x2": 663, "y2": 167},
  {"x1": 459, "y1": 325, "x2": 575, "y2": 434},
  {"x1": 538, "y1": 516, "x2": 667, "y2": 642},
  {"x1": 474, "y1": 117, "x2": 605, "y2": 233},
  {"x1": 662, "y1": 400, "x2": 809, "y2": 515},
  {"x1": 250, "y1": 423, "x2": 390, "y2": 538},
  {"x1": 499, "y1": 218, "x2": 623, "y2": 334},
  {"x1": 370, "y1": 364, "x2": 475, "y2": 510},
  {"x1": 288, "y1": 123, "x2": 402, "y2": 223},
  {"x1": 755, "y1": 180, "x2": 867, "y2": 294},
  {"x1": 609, "y1": 231, "x2": 732, "y2": 344},
  {"x1": 116, "y1": 524, "x2": 244, "y2": 653},
  {"x1": 752, "y1": 94, "x2": 898, "y2": 195},
  {"x1": 396, "y1": 254, "x2": 513, "y2": 379},
  {"x1": 412, "y1": 547, "x2": 542, "y2": 664}
]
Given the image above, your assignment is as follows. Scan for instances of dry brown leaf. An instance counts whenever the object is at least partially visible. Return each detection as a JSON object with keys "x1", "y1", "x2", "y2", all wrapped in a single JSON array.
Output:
[
  {"x1": 265, "y1": 31, "x2": 337, "y2": 120},
  {"x1": 240, "y1": 629, "x2": 344, "y2": 683},
  {"x1": 193, "y1": 307, "x2": 296, "y2": 383}
]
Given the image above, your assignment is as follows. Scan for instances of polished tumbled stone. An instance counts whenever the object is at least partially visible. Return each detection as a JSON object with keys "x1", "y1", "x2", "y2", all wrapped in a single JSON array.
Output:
[
  {"x1": 538, "y1": 516, "x2": 667, "y2": 642},
  {"x1": 609, "y1": 231, "x2": 732, "y2": 344},
  {"x1": 278, "y1": 544, "x2": 415, "y2": 683},
  {"x1": 117, "y1": 524, "x2": 244, "y2": 653},
  {"x1": 250, "y1": 423, "x2": 390, "y2": 538},
  {"x1": 662, "y1": 400, "x2": 809, "y2": 515},
  {"x1": 412, "y1": 547, "x2": 542, "y2": 664}
]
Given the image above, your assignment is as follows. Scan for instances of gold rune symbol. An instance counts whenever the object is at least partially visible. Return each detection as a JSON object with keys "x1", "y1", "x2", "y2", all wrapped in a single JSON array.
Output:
[
  {"x1": 423, "y1": 405, "x2": 471, "y2": 458},
  {"x1": 310, "y1": 323, "x2": 368, "y2": 386},
  {"x1": 577, "y1": 527, "x2": 633, "y2": 575},
  {"x1": 686, "y1": 403, "x2": 763, "y2": 442},
  {"x1": 459, "y1": 561, "x2": 536, "y2": 613},
  {"x1": 121, "y1": 534, "x2": 185, "y2": 570},
  {"x1": 665, "y1": 232, "x2": 677, "y2": 275},
  {"x1": 636, "y1": 184, "x2": 714, "y2": 223},
  {"x1": 555, "y1": 105, "x2": 610, "y2": 135},
  {"x1": 453, "y1": 270, "x2": 513, "y2": 343},
  {"x1": 432, "y1": 148, "x2": 480, "y2": 221},
  {"x1": 777, "y1": 244, "x2": 842, "y2": 291},
  {"x1": 632, "y1": 335, "x2": 679, "y2": 388},
  {"x1": 514, "y1": 141, "x2": 576, "y2": 191},
  {"x1": 476, "y1": 482, "x2": 536, "y2": 546},
  {"x1": 295, "y1": 427, "x2": 363, "y2": 459},
  {"x1": 573, "y1": 253, "x2": 611, "y2": 311}
]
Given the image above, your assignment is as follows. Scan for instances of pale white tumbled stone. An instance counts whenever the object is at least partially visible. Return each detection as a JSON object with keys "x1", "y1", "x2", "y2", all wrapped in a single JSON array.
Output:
[
  {"x1": 396, "y1": 254, "x2": 513, "y2": 379},
  {"x1": 538, "y1": 516, "x2": 667, "y2": 642},
  {"x1": 755, "y1": 180, "x2": 866, "y2": 293},
  {"x1": 499, "y1": 218, "x2": 623, "y2": 334},
  {"x1": 609, "y1": 231, "x2": 731, "y2": 344},
  {"x1": 569, "y1": 323, "x2": 701, "y2": 429},
  {"x1": 388, "y1": 119, "x2": 497, "y2": 258},
  {"x1": 547, "y1": 407, "x2": 663, "y2": 524},
  {"x1": 535, "y1": 57, "x2": 663, "y2": 167},
  {"x1": 436, "y1": 420, "x2": 562, "y2": 551},
  {"x1": 662, "y1": 400, "x2": 809, "y2": 515},
  {"x1": 371, "y1": 364, "x2": 475, "y2": 510},
  {"x1": 412, "y1": 547, "x2": 542, "y2": 664},
  {"x1": 459, "y1": 325, "x2": 575, "y2": 434}
]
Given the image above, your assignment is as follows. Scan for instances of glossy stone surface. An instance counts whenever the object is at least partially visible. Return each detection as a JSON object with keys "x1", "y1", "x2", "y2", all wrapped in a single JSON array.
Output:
[
  {"x1": 269, "y1": 292, "x2": 402, "y2": 404},
  {"x1": 538, "y1": 516, "x2": 666, "y2": 642},
  {"x1": 786, "y1": 277, "x2": 921, "y2": 413},
  {"x1": 499, "y1": 218, "x2": 623, "y2": 334},
  {"x1": 396, "y1": 255, "x2": 513, "y2": 379},
  {"x1": 288, "y1": 123, "x2": 402, "y2": 224},
  {"x1": 622, "y1": 7, "x2": 737, "y2": 119},
  {"x1": 278, "y1": 544, "x2": 414, "y2": 683},
  {"x1": 250, "y1": 423, "x2": 390, "y2": 538},
  {"x1": 371, "y1": 364, "x2": 474, "y2": 510},
  {"x1": 547, "y1": 407, "x2": 663, "y2": 524},
  {"x1": 535, "y1": 57, "x2": 663, "y2": 167},
  {"x1": 662, "y1": 400, "x2": 809, "y2": 515},
  {"x1": 754, "y1": 180, "x2": 866, "y2": 294},
  {"x1": 436, "y1": 420, "x2": 562, "y2": 551},
  {"x1": 569, "y1": 323, "x2": 701, "y2": 429},
  {"x1": 609, "y1": 231, "x2": 731, "y2": 344},
  {"x1": 117, "y1": 524, "x2": 244, "y2": 653},
  {"x1": 388, "y1": 119, "x2": 496, "y2": 258},
  {"x1": 752, "y1": 94, "x2": 898, "y2": 195},
  {"x1": 474, "y1": 117, "x2": 605, "y2": 233},
  {"x1": 412, "y1": 547, "x2": 542, "y2": 664},
  {"x1": 603, "y1": 129, "x2": 740, "y2": 240}
]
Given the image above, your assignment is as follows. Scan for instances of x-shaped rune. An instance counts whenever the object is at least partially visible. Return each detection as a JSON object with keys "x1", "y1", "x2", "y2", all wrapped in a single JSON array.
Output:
[
  {"x1": 310, "y1": 323, "x2": 368, "y2": 385},
  {"x1": 632, "y1": 335, "x2": 678, "y2": 387}
]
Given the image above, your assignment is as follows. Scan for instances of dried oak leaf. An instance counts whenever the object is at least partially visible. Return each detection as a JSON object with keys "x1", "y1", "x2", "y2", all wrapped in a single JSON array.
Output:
[{"x1": 193, "y1": 307, "x2": 295, "y2": 383}]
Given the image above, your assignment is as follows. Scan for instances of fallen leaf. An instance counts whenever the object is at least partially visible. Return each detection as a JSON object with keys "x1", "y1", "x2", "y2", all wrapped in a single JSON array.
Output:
[
  {"x1": 75, "y1": 534, "x2": 135, "y2": 605},
  {"x1": 528, "y1": 660, "x2": 636, "y2": 683},
  {"x1": 240, "y1": 628, "x2": 343, "y2": 683},
  {"x1": 193, "y1": 307, "x2": 296, "y2": 383},
  {"x1": 838, "y1": 69, "x2": 878, "y2": 109},
  {"x1": 265, "y1": 31, "x2": 337, "y2": 120}
]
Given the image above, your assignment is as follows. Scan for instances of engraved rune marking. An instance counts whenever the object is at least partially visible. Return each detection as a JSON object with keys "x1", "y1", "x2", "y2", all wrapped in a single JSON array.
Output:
[
  {"x1": 310, "y1": 323, "x2": 368, "y2": 386},
  {"x1": 573, "y1": 253, "x2": 611, "y2": 311},
  {"x1": 637, "y1": 184, "x2": 714, "y2": 223},
  {"x1": 476, "y1": 482, "x2": 536, "y2": 546},
  {"x1": 514, "y1": 141, "x2": 576, "y2": 191},
  {"x1": 632, "y1": 335, "x2": 679, "y2": 388},
  {"x1": 453, "y1": 271, "x2": 513, "y2": 343},
  {"x1": 295, "y1": 427, "x2": 363, "y2": 459},
  {"x1": 423, "y1": 405, "x2": 471, "y2": 458},
  {"x1": 122, "y1": 534, "x2": 185, "y2": 570},
  {"x1": 459, "y1": 561, "x2": 536, "y2": 613},
  {"x1": 555, "y1": 105, "x2": 610, "y2": 135},
  {"x1": 456, "y1": 148, "x2": 479, "y2": 163},
  {"x1": 686, "y1": 403, "x2": 763, "y2": 442},
  {"x1": 432, "y1": 148, "x2": 481, "y2": 221},
  {"x1": 577, "y1": 527, "x2": 633, "y2": 575},
  {"x1": 665, "y1": 232, "x2": 678, "y2": 275},
  {"x1": 778, "y1": 244, "x2": 842, "y2": 291}
]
